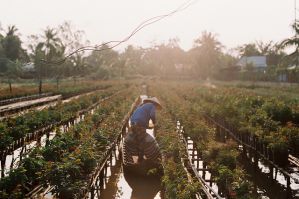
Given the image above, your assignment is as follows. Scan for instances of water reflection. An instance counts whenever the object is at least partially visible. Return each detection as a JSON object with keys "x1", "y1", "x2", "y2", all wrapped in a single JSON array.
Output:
[
  {"x1": 99, "y1": 161, "x2": 161, "y2": 199},
  {"x1": 238, "y1": 154, "x2": 290, "y2": 198},
  {"x1": 124, "y1": 169, "x2": 161, "y2": 199},
  {"x1": 98, "y1": 146, "x2": 161, "y2": 199}
]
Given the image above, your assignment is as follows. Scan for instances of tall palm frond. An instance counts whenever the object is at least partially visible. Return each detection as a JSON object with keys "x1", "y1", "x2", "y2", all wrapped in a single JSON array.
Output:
[
  {"x1": 280, "y1": 37, "x2": 299, "y2": 48},
  {"x1": 39, "y1": 28, "x2": 63, "y2": 61},
  {"x1": 280, "y1": 21, "x2": 299, "y2": 66},
  {"x1": 292, "y1": 20, "x2": 299, "y2": 35},
  {"x1": 6, "y1": 25, "x2": 18, "y2": 36}
]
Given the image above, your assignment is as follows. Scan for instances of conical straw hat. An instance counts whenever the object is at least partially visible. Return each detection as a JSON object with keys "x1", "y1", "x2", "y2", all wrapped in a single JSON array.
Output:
[{"x1": 143, "y1": 97, "x2": 162, "y2": 109}]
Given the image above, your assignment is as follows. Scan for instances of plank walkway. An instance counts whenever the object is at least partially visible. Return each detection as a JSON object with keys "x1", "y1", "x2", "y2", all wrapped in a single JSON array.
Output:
[{"x1": 0, "y1": 95, "x2": 61, "y2": 117}]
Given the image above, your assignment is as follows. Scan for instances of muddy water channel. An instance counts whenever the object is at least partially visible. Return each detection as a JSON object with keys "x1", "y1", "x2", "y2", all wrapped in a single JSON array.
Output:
[{"x1": 93, "y1": 129, "x2": 162, "y2": 199}]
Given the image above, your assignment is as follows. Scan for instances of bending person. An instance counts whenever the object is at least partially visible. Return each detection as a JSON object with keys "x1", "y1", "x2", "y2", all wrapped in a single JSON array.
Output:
[{"x1": 130, "y1": 97, "x2": 162, "y2": 162}]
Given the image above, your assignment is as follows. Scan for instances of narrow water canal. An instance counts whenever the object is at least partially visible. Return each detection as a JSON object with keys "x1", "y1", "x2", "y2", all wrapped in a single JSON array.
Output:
[
  {"x1": 1, "y1": 108, "x2": 87, "y2": 178},
  {"x1": 185, "y1": 136, "x2": 299, "y2": 198},
  {"x1": 238, "y1": 154, "x2": 295, "y2": 199},
  {"x1": 178, "y1": 120, "x2": 299, "y2": 199},
  {"x1": 95, "y1": 129, "x2": 162, "y2": 199}
]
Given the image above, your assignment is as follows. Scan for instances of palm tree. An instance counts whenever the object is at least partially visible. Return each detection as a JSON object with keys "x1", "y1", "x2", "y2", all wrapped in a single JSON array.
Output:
[
  {"x1": 237, "y1": 43, "x2": 260, "y2": 57},
  {"x1": 6, "y1": 25, "x2": 18, "y2": 36},
  {"x1": 35, "y1": 28, "x2": 64, "y2": 93},
  {"x1": 194, "y1": 31, "x2": 222, "y2": 52},
  {"x1": 41, "y1": 28, "x2": 63, "y2": 61},
  {"x1": 192, "y1": 31, "x2": 223, "y2": 78},
  {"x1": 2, "y1": 25, "x2": 22, "y2": 61},
  {"x1": 281, "y1": 21, "x2": 299, "y2": 67}
]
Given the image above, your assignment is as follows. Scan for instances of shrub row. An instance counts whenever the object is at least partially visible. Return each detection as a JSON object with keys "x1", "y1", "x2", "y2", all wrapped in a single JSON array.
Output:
[
  {"x1": 0, "y1": 86, "x2": 138, "y2": 199},
  {"x1": 0, "y1": 85, "x2": 123, "y2": 152}
]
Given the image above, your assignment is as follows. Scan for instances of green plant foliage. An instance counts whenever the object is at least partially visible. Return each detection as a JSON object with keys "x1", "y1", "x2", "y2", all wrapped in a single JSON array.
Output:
[
  {"x1": 0, "y1": 87, "x2": 117, "y2": 151},
  {"x1": 0, "y1": 84, "x2": 138, "y2": 198}
]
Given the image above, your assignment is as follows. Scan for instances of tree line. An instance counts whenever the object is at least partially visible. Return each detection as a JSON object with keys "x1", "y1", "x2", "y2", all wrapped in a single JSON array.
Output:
[{"x1": 0, "y1": 20, "x2": 298, "y2": 92}]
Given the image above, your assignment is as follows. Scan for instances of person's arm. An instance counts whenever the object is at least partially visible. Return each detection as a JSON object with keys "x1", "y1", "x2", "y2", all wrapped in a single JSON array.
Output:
[{"x1": 149, "y1": 104, "x2": 156, "y2": 125}]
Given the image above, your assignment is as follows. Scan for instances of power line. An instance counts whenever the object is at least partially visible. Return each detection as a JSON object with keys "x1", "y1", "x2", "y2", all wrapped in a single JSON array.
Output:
[{"x1": 42, "y1": 0, "x2": 198, "y2": 65}]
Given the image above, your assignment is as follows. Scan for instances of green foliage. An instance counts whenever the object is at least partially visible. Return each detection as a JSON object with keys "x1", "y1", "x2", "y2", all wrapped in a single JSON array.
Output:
[
  {"x1": 1, "y1": 26, "x2": 22, "y2": 61},
  {"x1": 22, "y1": 153, "x2": 46, "y2": 183},
  {"x1": 189, "y1": 84, "x2": 298, "y2": 165},
  {"x1": 162, "y1": 159, "x2": 200, "y2": 199},
  {"x1": 216, "y1": 165, "x2": 234, "y2": 188},
  {"x1": 0, "y1": 84, "x2": 138, "y2": 198},
  {"x1": 232, "y1": 169, "x2": 254, "y2": 199},
  {"x1": 203, "y1": 143, "x2": 239, "y2": 190},
  {"x1": 0, "y1": 122, "x2": 12, "y2": 150},
  {"x1": 153, "y1": 87, "x2": 202, "y2": 198},
  {"x1": 93, "y1": 130, "x2": 109, "y2": 146},
  {"x1": 0, "y1": 89, "x2": 110, "y2": 149},
  {"x1": 238, "y1": 43, "x2": 261, "y2": 57},
  {"x1": 0, "y1": 167, "x2": 28, "y2": 198},
  {"x1": 191, "y1": 31, "x2": 223, "y2": 78},
  {"x1": 280, "y1": 20, "x2": 299, "y2": 67},
  {"x1": 45, "y1": 157, "x2": 84, "y2": 199},
  {"x1": 149, "y1": 81, "x2": 259, "y2": 198},
  {"x1": 42, "y1": 135, "x2": 78, "y2": 162},
  {"x1": 261, "y1": 99, "x2": 292, "y2": 124}
]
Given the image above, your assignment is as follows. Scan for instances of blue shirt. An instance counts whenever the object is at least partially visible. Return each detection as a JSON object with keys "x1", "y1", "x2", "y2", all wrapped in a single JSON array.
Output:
[{"x1": 130, "y1": 103, "x2": 156, "y2": 128}]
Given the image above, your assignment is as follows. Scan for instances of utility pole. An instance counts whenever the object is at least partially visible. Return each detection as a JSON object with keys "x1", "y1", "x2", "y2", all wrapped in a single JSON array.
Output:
[{"x1": 296, "y1": 0, "x2": 298, "y2": 68}]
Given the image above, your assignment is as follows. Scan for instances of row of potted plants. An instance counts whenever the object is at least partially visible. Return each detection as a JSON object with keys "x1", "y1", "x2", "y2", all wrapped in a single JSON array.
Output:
[
  {"x1": 150, "y1": 83, "x2": 201, "y2": 199},
  {"x1": 163, "y1": 81, "x2": 298, "y2": 166},
  {"x1": 192, "y1": 86, "x2": 294, "y2": 165},
  {"x1": 0, "y1": 84, "x2": 124, "y2": 152},
  {"x1": 151, "y1": 81, "x2": 255, "y2": 198},
  {"x1": 0, "y1": 85, "x2": 138, "y2": 198}
]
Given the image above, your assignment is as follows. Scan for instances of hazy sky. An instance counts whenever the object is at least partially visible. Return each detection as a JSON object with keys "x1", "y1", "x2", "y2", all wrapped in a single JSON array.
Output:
[{"x1": 0, "y1": 0, "x2": 296, "y2": 51}]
